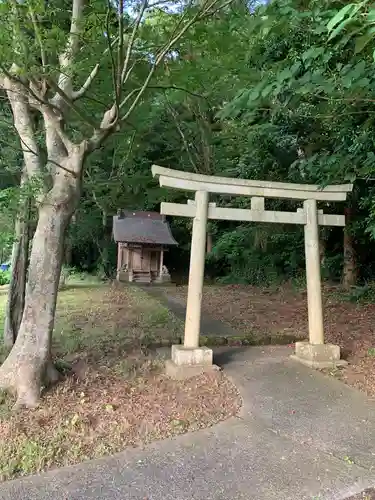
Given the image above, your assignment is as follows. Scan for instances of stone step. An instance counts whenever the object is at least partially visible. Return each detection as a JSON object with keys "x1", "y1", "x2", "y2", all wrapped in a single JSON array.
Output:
[{"x1": 132, "y1": 271, "x2": 152, "y2": 283}]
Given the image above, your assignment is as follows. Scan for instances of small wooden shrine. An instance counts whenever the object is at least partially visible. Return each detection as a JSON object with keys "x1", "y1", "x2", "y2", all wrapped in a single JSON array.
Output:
[{"x1": 113, "y1": 210, "x2": 178, "y2": 283}]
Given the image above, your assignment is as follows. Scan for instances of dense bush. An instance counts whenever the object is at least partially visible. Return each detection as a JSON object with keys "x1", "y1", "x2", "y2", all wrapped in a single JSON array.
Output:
[
  {"x1": 206, "y1": 224, "x2": 305, "y2": 286},
  {"x1": 0, "y1": 269, "x2": 10, "y2": 286}
]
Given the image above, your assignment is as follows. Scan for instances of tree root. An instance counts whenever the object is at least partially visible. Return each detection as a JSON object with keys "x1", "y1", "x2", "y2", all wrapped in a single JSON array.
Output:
[
  {"x1": 0, "y1": 364, "x2": 41, "y2": 409},
  {"x1": 14, "y1": 380, "x2": 41, "y2": 409},
  {"x1": 44, "y1": 360, "x2": 60, "y2": 385},
  {"x1": 0, "y1": 353, "x2": 60, "y2": 409}
]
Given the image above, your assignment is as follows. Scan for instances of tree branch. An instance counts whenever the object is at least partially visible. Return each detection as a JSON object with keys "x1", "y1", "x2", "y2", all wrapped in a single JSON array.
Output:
[
  {"x1": 48, "y1": 78, "x2": 98, "y2": 130},
  {"x1": 0, "y1": 64, "x2": 48, "y2": 112},
  {"x1": 2, "y1": 78, "x2": 50, "y2": 194},
  {"x1": 105, "y1": 0, "x2": 119, "y2": 107},
  {"x1": 72, "y1": 64, "x2": 100, "y2": 100},
  {"x1": 53, "y1": 0, "x2": 85, "y2": 104},
  {"x1": 153, "y1": 0, "x2": 224, "y2": 67},
  {"x1": 119, "y1": 86, "x2": 141, "y2": 110},
  {"x1": 120, "y1": 1, "x2": 223, "y2": 121},
  {"x1": 88, "y1": 0, "x2": 230, "y2": 150},
  {"x1": 16, "y1": 136, "x2": 76, "y2": 177},
  {"x1": 148, "y1": 85, "x2": 208, "y2": 101},
  {"x1": 199, "y1": 0, "x2": 233, "y2": 19},
  {"x1": 41, "y1": 105, "x2": 76, "y2": 155},
  {"x1": 120, "y1": 59, "x2": 138, "y2": 87},
  {"x1": 117, "y1": 0, "x2": 125, "y2": 94},
  {"x1": 148, "y1": 0, "x2": 176, "y2": 7},
  {"x1": 166, "y1": 98, "x2": 198, "y2": 173},
  {"x1": 85, "y1": 169, "x2": 107, "y2": 214},
  {"x1": 9, "y1": 0, "x2": 31, "y2": 70},
  {"x1": 120, "y1": 0, "x2": 148, "y2": 87},
  {"x1": 28, "y1": 7, "x2": 47, "y2": 71}
]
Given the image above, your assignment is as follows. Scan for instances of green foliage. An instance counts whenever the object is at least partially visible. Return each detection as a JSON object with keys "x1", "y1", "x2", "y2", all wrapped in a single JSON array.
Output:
[
  {"x1": 343, "y1": 283, "x2": 375, "y2": 303},
  {"x1": 2, "y1": 0, "x2": 373, "y2": 287},
  {"x1": 1, "y1": 437, "x2": 62, "y2": 480},
  {"x1": 0, "y1": 270, "x2": 10, "y2": 286},
  {"x1": 208, "y1": 224, "x2": 304, "y2": 286},
  {"x1": 61, "y1": 266, "x2": 95, "y2": 282},
  {"x1": 67, "y1": 0, "x2": 373, "y2": 286}
]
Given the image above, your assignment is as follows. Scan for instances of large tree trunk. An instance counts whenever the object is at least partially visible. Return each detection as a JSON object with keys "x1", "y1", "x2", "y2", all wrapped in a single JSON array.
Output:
[
  {"x1": 3, "y1": 213, "x2": 30, "y2": 348},
  {"x1": 93, "y1": 209, "x2": 112, "y2": 279},
  {"x1": 100, "y1": 211, "x2": 113, "y2": 278},
  {"x1": 342, "y1": 207, "x2": 357, "y2": 289},
  {"x1": 64, "y1": 240, "x2": 73, "y2": 267},
  {"x1": 0, "y1": 173, "x2": 80, "y2": 408}
]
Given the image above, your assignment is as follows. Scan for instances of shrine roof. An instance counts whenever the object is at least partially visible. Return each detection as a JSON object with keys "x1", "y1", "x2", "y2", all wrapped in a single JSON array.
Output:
[{"x1": 112, "y1": 211, "x2": 178, "y2": 246}]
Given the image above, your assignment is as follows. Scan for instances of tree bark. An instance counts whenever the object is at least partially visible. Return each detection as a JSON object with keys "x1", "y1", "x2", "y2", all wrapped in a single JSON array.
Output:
[
  {"x1": 206, "y1": 231, "x2": 213, "y2": 253},
  {"x1": 59, "y1": 232, "x2": 73, "y2": 289},
  {"x1": 0, "y1": 171, "x2": 80, "y2": 408},
  {"x1": 342, "y1": 207, "x2": 357, "y2": 289},
  {"x1": 3, "y1": 198, "x2": 31, "y2": 348},
  {"x1": 92, "y1": 204, "x2": 112, "y2": 279},
  {"x1": 3, "y1": 79, "x2": 40, "y2": 348},
  {"x1": 101, "y1": 210, "x2": 114, "y2": 278},
  {"x1": 319, "y1": 233, "x2": 326, "y2": 269},
  {"x1": 64, "y1": 238, "x2": 73, "y2": 267}
]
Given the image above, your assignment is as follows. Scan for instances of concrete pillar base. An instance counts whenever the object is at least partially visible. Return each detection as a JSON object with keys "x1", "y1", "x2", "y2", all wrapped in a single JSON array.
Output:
[
  {"x1": 291, "y1": 341, "x2": 348, "y2": 369},
  {"x1": 172, "y1": 345, "x2": 213, "y2": 365},
  {"x1": 165, "y1": 345, "x2": 219, "y2": 379}
]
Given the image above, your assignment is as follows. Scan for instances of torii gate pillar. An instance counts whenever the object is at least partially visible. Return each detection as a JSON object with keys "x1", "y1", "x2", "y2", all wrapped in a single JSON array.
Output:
[
  {"x1": 184, "y1": 190, "x2": 209, "y2": 348},
  {"x1": 152, "y1": 165, "x2": 352, "y2": 377},
  {"x1": 291, "y1": 199, "x2": 344, "y2": 368},
  {"x1": 166, "y1": 190, "x2": 215, "y2": 378},
  {"x1": 304, "y1": 199, "x2": 324, "y2": 345}
]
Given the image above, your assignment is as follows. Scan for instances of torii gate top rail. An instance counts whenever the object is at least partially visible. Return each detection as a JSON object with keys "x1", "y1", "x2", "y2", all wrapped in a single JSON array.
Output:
[{"x1": 152, "y1": 165, "x2": 353, "y2": 201}]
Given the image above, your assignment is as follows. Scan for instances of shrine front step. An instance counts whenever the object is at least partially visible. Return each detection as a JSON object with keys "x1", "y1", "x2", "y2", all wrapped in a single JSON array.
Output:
[{"x1": 132, "y1": 271, "x2": 152, "y2": 283}]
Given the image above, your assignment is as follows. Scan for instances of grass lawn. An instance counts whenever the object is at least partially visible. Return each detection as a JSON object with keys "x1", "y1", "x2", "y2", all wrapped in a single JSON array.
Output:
[{"x1": 0, "y1": 282, "x2": 240, "y2": 482}]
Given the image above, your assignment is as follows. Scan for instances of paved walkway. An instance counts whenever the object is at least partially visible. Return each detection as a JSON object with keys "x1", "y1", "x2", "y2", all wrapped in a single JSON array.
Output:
[{"x1": 2, "y1": 345, "x2": 375, "y2": 500}]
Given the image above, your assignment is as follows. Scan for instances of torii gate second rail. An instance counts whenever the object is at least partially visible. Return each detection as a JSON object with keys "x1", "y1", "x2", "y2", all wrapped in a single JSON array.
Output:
[{"x1": 152, "y1": 165, "x2": 353, "y2": 375}]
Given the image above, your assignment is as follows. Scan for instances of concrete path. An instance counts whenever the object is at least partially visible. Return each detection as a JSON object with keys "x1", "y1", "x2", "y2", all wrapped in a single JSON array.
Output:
[{"x1": 2, "y1": 346, "x2": 375, "y2": 500}]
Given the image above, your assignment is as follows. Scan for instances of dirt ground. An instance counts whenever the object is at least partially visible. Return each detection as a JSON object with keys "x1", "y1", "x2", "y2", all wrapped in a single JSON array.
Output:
[
  {"x1": 0, "y1": 284, "x2": 240, "y2": 481},
  {"x1": 171, "y1": 284, "x2": 375, "y2": 397},
  {"x1": 346, "y1": 489, "x2": 375, "y2": 500}
]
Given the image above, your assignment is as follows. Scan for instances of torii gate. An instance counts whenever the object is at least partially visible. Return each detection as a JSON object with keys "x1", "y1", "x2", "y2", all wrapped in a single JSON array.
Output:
[{"x1": 152, "y1": 165, "x2": 353, "y2": 376}]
